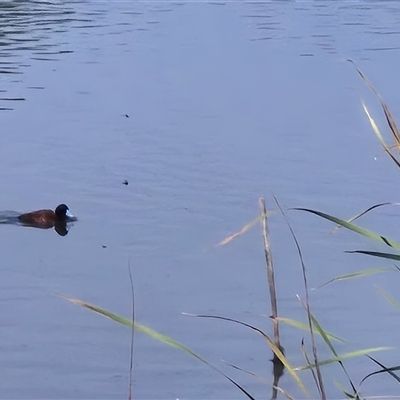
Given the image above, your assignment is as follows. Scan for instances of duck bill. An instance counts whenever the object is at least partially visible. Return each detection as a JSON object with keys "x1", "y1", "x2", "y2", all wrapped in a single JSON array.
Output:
[{"x1": 66, "y1": 209, "x2": 74, "y2": 218}]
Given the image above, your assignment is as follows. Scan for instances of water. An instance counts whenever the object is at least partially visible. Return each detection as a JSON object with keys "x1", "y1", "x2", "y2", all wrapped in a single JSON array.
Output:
[{"x1": 2, "y1": 1, "x2": 400, "y2": 398}]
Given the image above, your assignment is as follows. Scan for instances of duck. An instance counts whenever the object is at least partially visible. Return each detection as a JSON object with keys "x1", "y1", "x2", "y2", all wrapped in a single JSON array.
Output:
[{"x1": 18, "y1": 204, "x2": 74, "y2": 229}]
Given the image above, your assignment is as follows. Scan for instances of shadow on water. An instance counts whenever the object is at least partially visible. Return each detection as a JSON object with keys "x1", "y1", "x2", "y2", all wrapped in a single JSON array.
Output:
[
  {"x1": 0, "y1": 0, "x2": 92, "y2": 111},
  {"x1": 0, "y1": 210, "x2": 76, "y2": 236}
]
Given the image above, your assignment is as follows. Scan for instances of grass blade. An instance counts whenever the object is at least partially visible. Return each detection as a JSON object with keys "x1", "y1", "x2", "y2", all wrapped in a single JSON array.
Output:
[
  {"x1": 216, "y1": 213, "x2": 268, "y2": 246},
  {"x1": 362, "y1": 356, "x2": 400, "y2": 385},
  {"x1": 294, "y1": 208, "x2": 400, "y2": 250},
  {"x1": 329, "y1": 202, "x2": 393, "y2": 234},
  {"x1": 307, "y1": 311, "x2": 358, "y2": 397},
  {"x1": 315, "y1": 268, "x2": 394, "y2": 289},
  {"x1": 362, "y1": 102, "x2": 400, "y2": 169},
  {"x1": 128, "y1": 261, "x2": 135, "y2": 400},
  {"x1": 277, "y1": 198, "x2": 326, "y2": 399},
  {"x1": 222, "y1": 360, "x2": 270, "y2": 385},
  {"x1": 351, "y1": 60, "x2": 400, "y2": 151},
  {"x1": 295, "y1": 348, "x2": 390, "y2": 371},
  {"x1": 375, "y1": 286, "x2": 400, "y2": 311},
  {"x1": 276, "y1": 317, "x2": 345, "y2": 342},
  {"x1": 346, "y1": 250, "x2": 400, "y2": 261}
]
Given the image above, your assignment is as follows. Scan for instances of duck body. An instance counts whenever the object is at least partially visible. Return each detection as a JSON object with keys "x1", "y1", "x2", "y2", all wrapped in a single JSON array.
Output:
[{"x1": 18, "y1": 204, "x2": 74, "y2": 229}]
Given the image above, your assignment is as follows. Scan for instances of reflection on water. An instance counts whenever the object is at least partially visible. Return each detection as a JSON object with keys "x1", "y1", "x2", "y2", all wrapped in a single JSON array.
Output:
[
  {"x1": 241, "y1": 1, "x2": 400, "y2": 56},
  {"x1": 0, "y1": 0, "x2": 82, "y2": 110}
]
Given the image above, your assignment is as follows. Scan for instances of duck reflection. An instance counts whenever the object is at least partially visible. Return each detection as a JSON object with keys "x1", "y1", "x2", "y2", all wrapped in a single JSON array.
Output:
[{"x1": 0, "y1": 204, "x2": 77, "y2": 236}]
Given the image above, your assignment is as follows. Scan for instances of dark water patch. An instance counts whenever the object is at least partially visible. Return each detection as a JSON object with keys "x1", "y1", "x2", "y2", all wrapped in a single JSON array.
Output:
[
  {"x1": 74, "y1": 24, "x2": 109, "y2": 29},
  {"x1": 257, "y1": 26, "x2": 280, "y2": 31},
  {"x1": 0, "y1": 97, "x2": 25, "y2": 101},
  {"x1": 121, "y1": 11, "x2": 143, "y2": 15},
  {"x1": 30, "y1": 57, "x2": 60, "y2": 61},
  {"x1": 368, "y1": 30, "x2": 400, "y2": 35},
  {"x1": 343, "y1": 22, "x2": 367, "y2": 26},
  {"x1": 242, "y1": 14, "x2": 272, "y2": 18},
  {"x1": 0, "y1": 70, "x2": 21, "y2": 74},
  {"x1": 365, "y1": 46, "x2": 400, "y2": 51},
  {"x1": 249, "y1": 37, "x2": 272, "y2": 41},
  {"x1": 34, "y1": 50, "x2": 73, "y2": 54},
  {"x1": 8, "y1": 46, "x2": 52, "y2": 52},
  {"x1": 152, "y1": 8, "x2": 174, "y2": 12},
  {"x1": 6, "y1": 38, "x2": 42, "y2": 44},
  {"x1": 28, "y1": 18, "x2": 90, "y2": 26}
]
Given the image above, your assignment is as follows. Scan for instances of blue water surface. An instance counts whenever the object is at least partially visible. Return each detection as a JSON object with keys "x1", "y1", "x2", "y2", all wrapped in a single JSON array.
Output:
[{"x1": 1, "y1": 1, "x2": 400, "y2": 398}]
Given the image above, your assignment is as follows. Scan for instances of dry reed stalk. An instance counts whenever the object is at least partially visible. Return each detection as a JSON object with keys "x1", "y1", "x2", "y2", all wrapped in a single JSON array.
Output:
[
  {"x1": 259, "y1": 197, "x2": 280, "y2": 343},
  {"x1": 259, "y1": 197, "x2": 285, "y2": 398}
]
